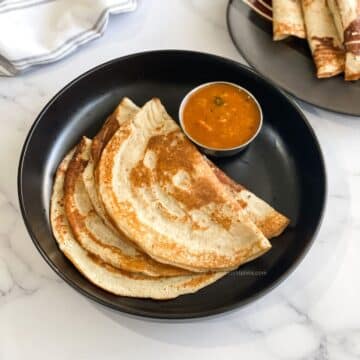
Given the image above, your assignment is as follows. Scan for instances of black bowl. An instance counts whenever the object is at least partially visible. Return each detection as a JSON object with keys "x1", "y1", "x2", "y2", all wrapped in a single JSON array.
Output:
[{"x1": 18, "y1": 50, "x2": 326, "y2": 319}]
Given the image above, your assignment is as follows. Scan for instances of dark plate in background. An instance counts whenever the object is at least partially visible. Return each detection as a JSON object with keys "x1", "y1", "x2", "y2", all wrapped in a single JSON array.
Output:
[
  {"x1": 227, "y1": 0, "x2": 360, "y2": 116},
  {"x1": 18, "y1": 50, "x2": 326, "y2": 319}
]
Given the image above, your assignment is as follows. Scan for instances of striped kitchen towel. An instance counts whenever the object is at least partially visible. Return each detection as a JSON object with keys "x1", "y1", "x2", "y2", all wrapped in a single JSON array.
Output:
[{"x1": 0, "y1": 0, "x2": 137, "y2": 76}]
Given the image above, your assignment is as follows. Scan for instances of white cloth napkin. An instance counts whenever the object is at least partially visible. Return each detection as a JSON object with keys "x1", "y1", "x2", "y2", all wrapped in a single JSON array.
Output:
[{"x1": 0, "y1": 0, "x2": 137, "y2": 76}]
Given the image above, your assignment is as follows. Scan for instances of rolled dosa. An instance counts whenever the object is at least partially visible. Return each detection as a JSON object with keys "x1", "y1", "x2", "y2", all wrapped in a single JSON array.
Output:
[
  {"x1": 327, "y1": 0, "x2": 360, "y2": 80},
  {"x1": 273, "y1": 0, "x2": 306, "y2": 40},
  {"x1": 301, "y1": 0, "x2": 345, "y2": 78}
]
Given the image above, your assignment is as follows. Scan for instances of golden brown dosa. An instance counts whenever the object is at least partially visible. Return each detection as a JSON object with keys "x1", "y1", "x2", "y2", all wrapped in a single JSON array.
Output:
[
  {"x1": 273, "y1": 0, "x2": 306, "y2": 40},
  {"x1": 51, "y1": 150, "x2": 226, "y2": 299},
  {"x1": 302, "y1": 0, "x2": 344, "y2": 78},
  {"x1": 98, "y1": 98, "x2": 272, "y2": 272}
]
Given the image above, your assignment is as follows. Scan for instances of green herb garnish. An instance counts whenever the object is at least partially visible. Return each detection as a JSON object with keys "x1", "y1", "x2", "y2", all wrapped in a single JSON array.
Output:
[{"x1": 214, "y1": 96, "x2": 224, "y2": 106}]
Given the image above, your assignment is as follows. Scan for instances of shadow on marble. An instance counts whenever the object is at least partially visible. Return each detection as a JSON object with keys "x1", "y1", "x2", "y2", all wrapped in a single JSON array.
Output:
[
  {"x1": 296, "y1": 100, "x2": 320, "y2": 117},
  {"x1": 312, "y1": 106, "x2": 360, "y2": 129}
]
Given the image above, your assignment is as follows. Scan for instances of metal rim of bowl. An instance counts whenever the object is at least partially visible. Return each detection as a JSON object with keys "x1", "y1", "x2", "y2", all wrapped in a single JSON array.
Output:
[{"x1": 178, "y1": 81, "x2": 263, "y2": 152}]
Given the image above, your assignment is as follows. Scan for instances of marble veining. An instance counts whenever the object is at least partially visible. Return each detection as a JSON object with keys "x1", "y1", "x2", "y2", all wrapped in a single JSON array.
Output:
[{"x1": 0, "y1": 1, "x2": 359, "y2": 359}]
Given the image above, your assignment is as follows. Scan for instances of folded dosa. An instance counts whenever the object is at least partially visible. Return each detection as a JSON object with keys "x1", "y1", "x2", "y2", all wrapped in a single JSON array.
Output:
[
  {"x1": 273, "y1": 0, "x2": 306, "y2": 40},
  {"x1": 98, "y1": 98, "x2": 271, "y2": 272},
  {"x1": 302, "y1": 0, "x2": 344, "y2": 77},
  {"x1": 64, "y1": 137, "x2": 190, "y2": 277},
  {"x1": 206, "y1": 161, "x2": 289, "y2": 238},
  {"x1": 327, "y1": 0, "x2": 360, "y2": 80},
  {"x1": 87, "y1": 98, "x2": 288, "y2": 241},
  {"x1": 51, "y1": 151, "x2": 226, "y2": 299},
  {"x1": 83, "y1": 98, "x2": 138, "y2": 233}
]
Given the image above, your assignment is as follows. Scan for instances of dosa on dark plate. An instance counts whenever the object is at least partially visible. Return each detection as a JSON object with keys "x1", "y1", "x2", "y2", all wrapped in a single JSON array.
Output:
[
  {"x1": 51, "y1": 151, "x2": 226, "y2": 299},
  {"x1": 273, "y1": 0, "x2": 306, "y2": 40},
  {"x1": 98, "y1": 98, "x2": 272, "y2": 272},
  {"x1": 302, "y1": 0, "x2": 345, "y2": 78},
  {"x1": 327, "y1": 0, "x2": 360, "y2": 80}
]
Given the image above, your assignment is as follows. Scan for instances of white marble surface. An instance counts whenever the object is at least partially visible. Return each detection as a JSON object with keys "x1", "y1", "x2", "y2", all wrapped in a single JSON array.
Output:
[{"x1": 0, "y1": 0, "x2": 359, "y2": 359}]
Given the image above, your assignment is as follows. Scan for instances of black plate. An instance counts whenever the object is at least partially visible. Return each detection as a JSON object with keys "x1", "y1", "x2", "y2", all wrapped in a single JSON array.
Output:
[
  {"x1": 227, "y1": 0, "x2": 360, "y2": 116},
  {"x1": 18, "y1": 50, "x2": 326, "y2": 319}
]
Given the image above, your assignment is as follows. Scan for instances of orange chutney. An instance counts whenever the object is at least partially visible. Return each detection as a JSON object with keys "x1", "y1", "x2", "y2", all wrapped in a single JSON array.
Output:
[{"x1": 182, "y1": 83, "x2": 261, "y2": 149}]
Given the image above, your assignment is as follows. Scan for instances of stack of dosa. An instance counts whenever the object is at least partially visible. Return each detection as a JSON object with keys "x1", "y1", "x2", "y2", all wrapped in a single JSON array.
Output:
[
  {"x1": 50, "y1": 97, "x2": 289, "y2": 299},
  {"x1": 268, "y1": 0, "x2": 360, "y2": 80},
  {"x1": 51, "y1": 153, "x2": 226, "y2": 299}
]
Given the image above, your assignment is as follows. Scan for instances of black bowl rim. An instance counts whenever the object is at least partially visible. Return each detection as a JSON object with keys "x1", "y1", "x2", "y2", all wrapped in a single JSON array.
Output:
[
  {"x1": 17, "y1": 49, "x2": 327, "y2": 319},
  {"x1": 226, "y1": 0, "x2": 359, "y2": 117}
]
